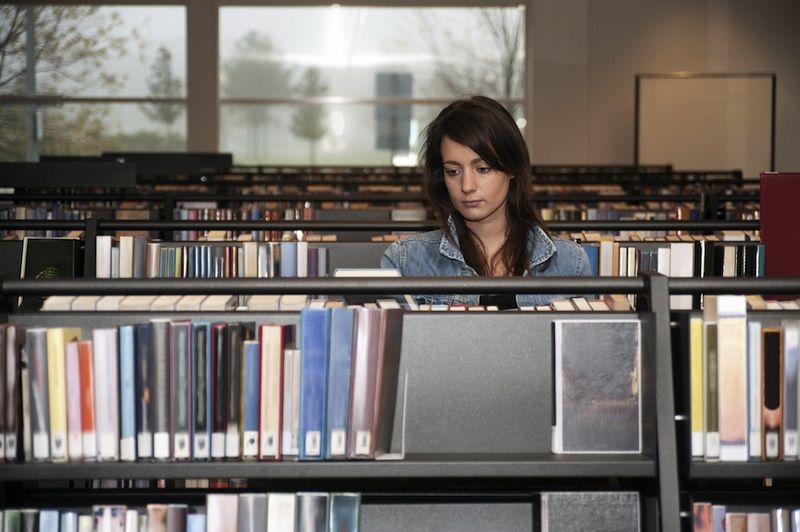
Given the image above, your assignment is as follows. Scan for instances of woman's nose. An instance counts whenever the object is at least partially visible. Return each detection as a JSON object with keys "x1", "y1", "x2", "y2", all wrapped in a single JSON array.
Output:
[{"x1": 461, "y1": 171, "x2": 478, "y2": 193}]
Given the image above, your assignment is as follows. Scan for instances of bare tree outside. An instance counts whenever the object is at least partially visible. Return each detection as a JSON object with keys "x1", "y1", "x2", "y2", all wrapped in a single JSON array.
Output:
[
  {"x1": 413, "y1": 8, "x2": 524, "y2": 108},
  {"x1": 221, "y1": 31, "x2": 293, "y2": 160},
  {"x1": 140, "y1": 46, "x2": 183, "y2": 137},
  {"x1": 0, "y1": 5, "x2": 133, "y2": 159},
  {"x1": 290, "y1": 67, "x2": 329, "y2": 165}
]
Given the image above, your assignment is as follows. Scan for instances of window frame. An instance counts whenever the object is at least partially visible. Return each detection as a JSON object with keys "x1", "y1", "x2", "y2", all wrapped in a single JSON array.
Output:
[{"x1": 1, "y1": 0, "x2": 533, "y2": 161}]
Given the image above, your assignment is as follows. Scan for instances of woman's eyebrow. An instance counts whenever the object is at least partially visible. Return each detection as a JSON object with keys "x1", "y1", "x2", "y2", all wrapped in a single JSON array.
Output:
[{"x1": 442, "y1": 158, "x2": 486, "y2": 166}]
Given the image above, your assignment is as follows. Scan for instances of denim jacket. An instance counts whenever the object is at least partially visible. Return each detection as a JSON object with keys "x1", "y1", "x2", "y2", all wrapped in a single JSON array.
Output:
[{"x1": 381, "y1": 222, "x2": 591, "y2": 307}]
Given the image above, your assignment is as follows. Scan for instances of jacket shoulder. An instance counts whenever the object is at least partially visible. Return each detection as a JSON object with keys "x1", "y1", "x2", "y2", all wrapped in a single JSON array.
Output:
[{"x1": 551, "y1": 238, "x2": 591, "y2": 276}]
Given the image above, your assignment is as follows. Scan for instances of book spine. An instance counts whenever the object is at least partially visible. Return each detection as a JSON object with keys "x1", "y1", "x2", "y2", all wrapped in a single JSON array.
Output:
[
  {"x1": 690, "y1": 317, "x2": 704, "y2": 458},
  {"x1": 46, "y1": 328, "x2": 69, "y2": 462},
  {"x1": 748, "y1": 321, "x2": 763, "y2": 459},
  {"x1": 78, "y1": 340, "x2": 96, "y2": 460},
  {"x1": 242, "y1": 340, "x2": 260, "y2": 459},
  {"x1": 296, "y1": 492, "x2": 328, "y2": 531},
  {"x1": 717, "y1": 296, "x2": 748, "y2": 461},
  {"x1": 166, "y1": 504, "x2": 188, "y2": 532},
  {"x1": 119, "y1": 325, "x2": 137, "y2": 461},
  {"x1": 280, "y1": 242, "x2": 297, "y2": 277},
  {"x1": 328, "y1": 493, "x2": 360, "y2": 532},
  {"x1": 26, "y1": 328, "x2": 50, "y2": 461},
  {"x1": 65, "y1": 340, "x2": 83, "y2": 461},
  {"x1": 225, "y1": 324, "x2": 243, "y2": 458},
  {"x1": 762, "y1": 328, "x2": 783, "y2": 460},
  {"x1": 93, "y1": 328, "x2": 119, "y2": 461},
  {"x1": 258, "y1": 325, "x2": 284, "y2": 460},
  {"x1": 211, "y1": 323, "x2": 227, "y2": 459},
  {"x1": 135, "y1": 323, "x2": 153, "y2": 459},
  {"x1": 146, "y1": 504, "x2": 168, "y2": 531},
  {"x1": 237, "y1": 493, "x2": 268, "y2": 532},
  {"x1": 281, "y1": 348, "x2": 301, "y2": 457},
  {"x1": 267, "y1": 493, "x2": 296, "y2": 531},
  {"x1": 348, "y1": 307, "x2": 381, "y2": 459},
  {"x1": 5, "y1": 326, "x2": 19, "y2": 461},
  {"x1": 60, "y1": 511, "x2": 79, "y2": 532},
  {"x1": 299, "y1": 308, "x2": 330, "y2": 460},
  {"x1": 124, "y1": 509, "x2": 138, "y2": 532},
  {"x1": 206, "y1": 494, "x2": 239, "y2": 532},
  {"x1": 783, "y1": 320, "x2": 799, "y2": 459},
  {"x1": 186, "y1": 515, "x2": 206, "y2": 532},
  {"x1": 326, "y1": 308, "x2": 355, "y2": 459},
  {"x1": 372, "y1": 308, "x2": 404, "y2": 457},
  {"x1": 151, "y1": 319, "x2": 171, "y2": 460},
  {"x1": 0, "y1": 325, "x2": 7, "y2": 462},
  {"x1": 192, "y1": 322, "x2": 211, "y2": 459},
  {"x1": 704, "y1": 321, "x2": 720, "y2": 460},
  {"x1": 170, "y1": 321, "x2": 192, "y2": 460}
]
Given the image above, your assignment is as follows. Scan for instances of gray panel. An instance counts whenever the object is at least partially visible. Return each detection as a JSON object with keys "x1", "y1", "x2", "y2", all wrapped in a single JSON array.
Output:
[
  {"x1": 314, "y1": 209, "x2": 390, "y2": 242},
  {"x1": 396, "y1": 313, "x2": 553, "y2": 453},
  {"x1": 323, "y1": 242, "x2": 388, "y2": 271},
  {"x1": 361, "y1": 502, "x2": 532, "y2": 532}
]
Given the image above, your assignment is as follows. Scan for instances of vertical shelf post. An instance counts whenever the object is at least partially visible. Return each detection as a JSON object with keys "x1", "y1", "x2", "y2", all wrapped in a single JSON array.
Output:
[{"x1": 646, "y1": 272, "x2": 681, "y2": 531}]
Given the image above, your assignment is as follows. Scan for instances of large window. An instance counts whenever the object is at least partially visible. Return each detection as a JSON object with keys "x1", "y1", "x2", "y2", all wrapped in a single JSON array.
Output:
[
  {"x1": 0, "y1": 5, "x2": 186, "y2": 161},
  {"x1": 219, "y1": 6, "x2": 525, "y2": 165}
]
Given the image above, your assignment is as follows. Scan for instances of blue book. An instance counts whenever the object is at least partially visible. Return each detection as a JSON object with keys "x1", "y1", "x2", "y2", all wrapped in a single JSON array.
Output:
[
  {"x1": 38, "y1": 510, "x2": 59, "y2": 532},
  {"x1": 192, "y1": 321, "x2": 212, "y2": 459},
  {"x1": 242, "y1": 339, "x2": 261, "y2": 459},
  {"x1": 299, "y1": 308, "x2": 331, "y2": 460},
  {"x1": 134, "y1": 323, "x2": 153, "y2": 459},
  {"x1": 60, "y1": 511, "x2": 78, "y2": 532},
  {"x1": 119, "y1": 325, "x2": 137, "y2": 461},
  {"x1": 325, "y1": 307, "x2": 356, "y2": 459},
  {"x1": 280, "y1": 241, "x2": 298, "y2": 277},
  {"x1": 582, "y1": 243, "x2": 599, "y2": 277},
  {"x1": 328, "y1": 493, "x2": 360, "y2": 532},
  {"x1": 187, "y1": 514, "x2": 206, "y2": 532}
]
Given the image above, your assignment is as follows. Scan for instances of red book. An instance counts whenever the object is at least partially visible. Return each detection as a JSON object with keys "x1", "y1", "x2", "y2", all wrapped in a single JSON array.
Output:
[
  {"x1": 760, "y1": 172, "x2": 800, "y2": 299},
  {"x1": 78, "y1": 340, "x2": 97, "y2": 460}
]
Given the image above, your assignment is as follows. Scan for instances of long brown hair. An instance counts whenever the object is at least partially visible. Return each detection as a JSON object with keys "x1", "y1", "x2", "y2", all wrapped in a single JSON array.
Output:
[{"x1": 420, "y1": 95, "x2": 546, "y2": 276}]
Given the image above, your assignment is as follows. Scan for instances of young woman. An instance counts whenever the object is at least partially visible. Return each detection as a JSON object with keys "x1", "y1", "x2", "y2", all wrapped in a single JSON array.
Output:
[{"x1": 381, "y1": 95, "x2": 590, "y2": 308}]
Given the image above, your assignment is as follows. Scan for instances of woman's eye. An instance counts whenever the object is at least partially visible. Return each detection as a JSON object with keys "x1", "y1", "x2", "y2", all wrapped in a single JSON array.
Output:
[
  {"x1": 444, "y1": 168, "x2": 460, "y2": 177},
  {"x1": 476, "y1": 167, "x2": 492, "y2": 174}
]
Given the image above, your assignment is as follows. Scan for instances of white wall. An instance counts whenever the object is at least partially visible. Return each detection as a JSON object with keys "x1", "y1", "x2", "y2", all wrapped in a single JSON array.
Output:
[{"x1": 531, "y1": 0, "x2": 800, "y2": 173}]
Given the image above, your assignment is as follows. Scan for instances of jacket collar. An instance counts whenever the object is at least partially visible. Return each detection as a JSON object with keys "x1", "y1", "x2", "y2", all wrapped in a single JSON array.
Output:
[{"x1": 439, "y1": 216, "x2": 556, "y2": 270}]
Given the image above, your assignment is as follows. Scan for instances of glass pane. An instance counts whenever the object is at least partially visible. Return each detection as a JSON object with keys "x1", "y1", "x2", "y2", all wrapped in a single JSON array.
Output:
[
  {"x1": 219, "y1": 6, "x2": 525, "y2": 100},
  {"x1": 0, "y1": 5, "x2": 186, "y2": 97},
  {"x1": 0, "y1": 103, "x2": 186, "y2": 160},
  {"x1": 220, "y1": 102, "x2": 525, "y2": 166}
]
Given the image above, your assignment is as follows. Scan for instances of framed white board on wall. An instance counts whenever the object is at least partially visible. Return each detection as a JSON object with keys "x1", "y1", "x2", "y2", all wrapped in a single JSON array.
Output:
[{"x1": 635, "y1": 73, "x2": 775, "y2": 179}]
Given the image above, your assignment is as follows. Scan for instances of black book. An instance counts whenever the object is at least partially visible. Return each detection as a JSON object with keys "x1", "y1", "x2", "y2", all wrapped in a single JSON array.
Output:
[
  {"x1": 18, "y1": 237, "x2": 84, "y2": 311},
  {"x1": 211, "y1": 323, "x2": 228, "y2": 459}
]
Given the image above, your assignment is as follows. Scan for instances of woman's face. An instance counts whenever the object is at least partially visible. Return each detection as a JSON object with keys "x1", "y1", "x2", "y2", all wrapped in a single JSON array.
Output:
[{"x1": 440, "y1": 136, "x2": 511, "y2": 228}]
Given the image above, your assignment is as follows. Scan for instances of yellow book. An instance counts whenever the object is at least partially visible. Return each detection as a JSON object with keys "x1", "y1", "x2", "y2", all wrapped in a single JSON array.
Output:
[
  {"x1": 690, "y1": 317, "x2": 704, "y2": 457},
  {"x1": 47, "y1": 327, "x2": 82, "y2": 462}
]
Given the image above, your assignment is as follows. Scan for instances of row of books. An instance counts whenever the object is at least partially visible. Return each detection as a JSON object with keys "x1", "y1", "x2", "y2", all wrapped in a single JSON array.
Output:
[
  {"x1": 172, "y1": 204, "x2": 313, "y2": 242},
  {"x1": 575, "y1": 234, "x2": 763, "y2": 309},
  {"x1": 690, "y1": 295, "x2": 800, "y2": 462},
  {"x1": 96, "y1": 238, "x2": 331, "y2": 280},
  {"x1": 0, "y1": 491, "x2": 360, "y2": 532},
  {"x1": 0, "y1": 307, "x2": 403, "y2": 463},
  {"x1": 0, "y1": 203, "x2": 154, "y2": 240},
  {"x1": 415, "y1": 294, "x2": 632, "y2": 312},
  {"x1": 692, "y1": 502, "x2": 800, "y2": 531},
  {"x1": 0, "y1": 491, "x2": 640, "y2": 532},
  {"x1": 40, "y1": 294, "x2": 315, "y2": 312}
]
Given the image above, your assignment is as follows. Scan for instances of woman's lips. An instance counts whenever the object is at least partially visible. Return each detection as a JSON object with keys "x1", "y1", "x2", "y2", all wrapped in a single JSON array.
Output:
[{"x1": 462, "y1": 200, "x2": 482, "y2": 208}]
